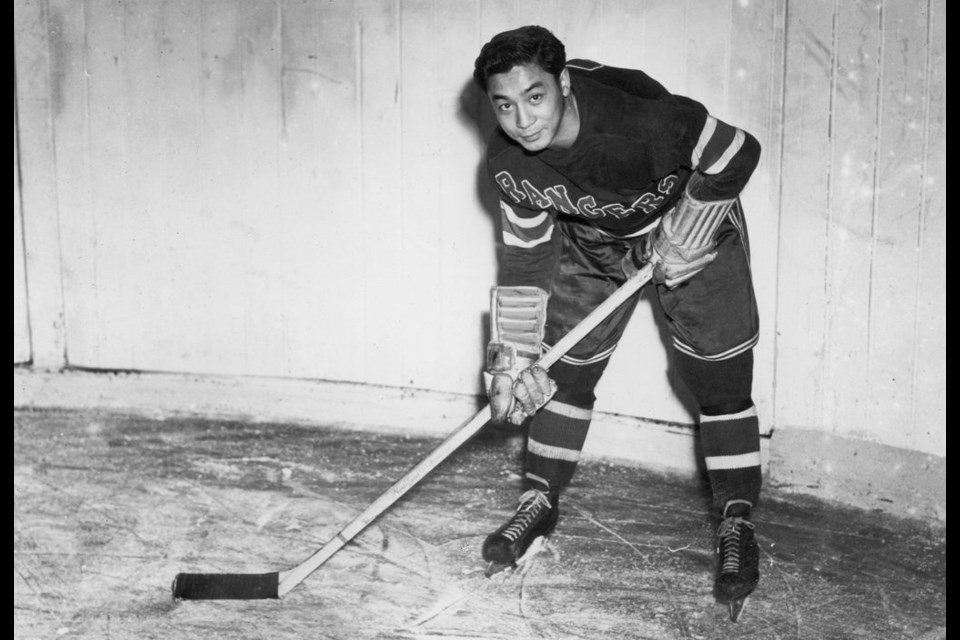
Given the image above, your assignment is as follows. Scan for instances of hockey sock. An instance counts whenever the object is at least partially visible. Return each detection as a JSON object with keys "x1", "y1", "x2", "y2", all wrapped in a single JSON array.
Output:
[
  {"x1": 523, "y1": 357, "x2": 607, "y2": 493},
  {"x1": 674, "y1": 349, "x2": 762, "y2": 512},
  {"x1": 525, "y1": 396, "x2": 593, "y2": 493},
  {"x1": 700, "y1": 404, "x2": 762, "y2": 511}
]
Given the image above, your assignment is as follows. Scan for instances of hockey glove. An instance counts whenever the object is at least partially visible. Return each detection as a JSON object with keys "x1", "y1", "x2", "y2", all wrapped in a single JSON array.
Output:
[
  {"x1": 487, "y1": 365, "x2": 556, "y2": 425},
  {"x1": 484, "y1": 286, "x2": 556, "y2": 425},
  {"x1": 623, "y1": 174, "x2": 734, "y2": 288}
]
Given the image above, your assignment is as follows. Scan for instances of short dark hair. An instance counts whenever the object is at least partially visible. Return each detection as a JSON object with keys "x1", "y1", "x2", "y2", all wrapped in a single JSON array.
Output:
[{"x1": 473, "y1": 25, "x2": 566, "y2": 92}]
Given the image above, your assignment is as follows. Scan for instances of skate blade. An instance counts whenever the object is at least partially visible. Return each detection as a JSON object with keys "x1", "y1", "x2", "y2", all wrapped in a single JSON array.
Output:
[
  {"x1": 483, "y1": 535, "x2": 548, "y2": 579},
  {"x1": 728, "y1": 596, "x2": 748, "y2": 622},
  {"x1": 484, "y1": 561, "x2": 514, "y2": 578}
]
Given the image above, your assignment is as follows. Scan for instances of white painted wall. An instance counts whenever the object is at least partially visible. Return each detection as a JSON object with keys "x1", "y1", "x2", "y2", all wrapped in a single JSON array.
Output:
[{"x1": 14, "y1": 0, "x2": 945, "y2": 459}]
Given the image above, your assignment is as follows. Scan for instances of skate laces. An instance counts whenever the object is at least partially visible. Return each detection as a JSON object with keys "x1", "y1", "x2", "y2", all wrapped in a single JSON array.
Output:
[
  {"x1": 500, "y1": 490, "x2": 551, "y2": 542},
  {"x1": 717, "y1": 516, "x2": 755, "y2": 575}
]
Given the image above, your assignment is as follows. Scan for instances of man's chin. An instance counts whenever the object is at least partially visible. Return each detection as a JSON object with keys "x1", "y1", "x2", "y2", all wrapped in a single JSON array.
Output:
[{"x1": 516, "y1": 136, "x2": 550, "y2": 152}]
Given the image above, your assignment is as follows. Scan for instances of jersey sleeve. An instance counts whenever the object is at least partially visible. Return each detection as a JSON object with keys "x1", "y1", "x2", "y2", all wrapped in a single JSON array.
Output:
[
  {"x1": 686, "y1": 114, "x2": 761, "y2": 201},
  {"x1": 496, "y1": 199, "x2": 559, "y2": 290}
]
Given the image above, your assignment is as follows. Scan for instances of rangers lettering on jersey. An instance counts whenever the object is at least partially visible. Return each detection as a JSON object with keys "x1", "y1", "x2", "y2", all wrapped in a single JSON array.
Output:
[{"x1": 495, "y1": 170, "x2": 680, "y2": 220}]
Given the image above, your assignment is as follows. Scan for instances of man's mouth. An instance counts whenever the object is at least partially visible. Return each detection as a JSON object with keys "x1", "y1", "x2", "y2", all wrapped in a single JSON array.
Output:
[{"x1": 519, "y1": 130, "x2": 543, "y2": 143}]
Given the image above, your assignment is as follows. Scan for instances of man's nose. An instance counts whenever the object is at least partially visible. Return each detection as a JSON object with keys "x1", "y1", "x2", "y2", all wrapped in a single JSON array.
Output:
[{"x1": 515, "y1": 106, "x2": 534, "y2": 129}]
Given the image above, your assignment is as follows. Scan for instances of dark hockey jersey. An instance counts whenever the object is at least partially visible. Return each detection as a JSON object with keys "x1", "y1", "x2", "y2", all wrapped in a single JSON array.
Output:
[{"x1": 485, "y1": 59, "x2": 760, "y2": 288}]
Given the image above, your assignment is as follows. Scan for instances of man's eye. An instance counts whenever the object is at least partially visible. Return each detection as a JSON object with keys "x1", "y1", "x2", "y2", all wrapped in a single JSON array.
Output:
[
  {"x1": 497, "y1": 103, "x2": 512, "y2": 112},
  {"x1": 529, "y1": 94, "x2": 543, "y2": 104}
]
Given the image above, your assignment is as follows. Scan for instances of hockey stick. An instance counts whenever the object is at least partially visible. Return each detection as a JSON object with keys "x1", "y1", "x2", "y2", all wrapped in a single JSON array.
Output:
[{"x1": 172, "y1": 263, "x2": 654, "y2": 600}]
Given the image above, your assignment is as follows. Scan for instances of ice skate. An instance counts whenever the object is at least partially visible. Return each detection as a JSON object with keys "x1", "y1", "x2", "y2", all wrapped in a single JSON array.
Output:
[
  {"x1": 715, "y1": 499, "x2": 759, "y2": 622},
  {"x1": 482, "y1": 489, "x2": 558, "y2": 576}
]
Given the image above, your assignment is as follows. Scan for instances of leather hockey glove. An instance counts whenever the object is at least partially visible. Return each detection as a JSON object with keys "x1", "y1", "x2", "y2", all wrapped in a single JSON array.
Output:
[
  {"x1": 487, "y1": 365, "x2": 556, "y2": 425},
  {"x1": 484, "y1": 286, "x2": 556, "y2": 425},
  {"x1": 623, "y1": 174, "x2": 735, "y2": 288}
]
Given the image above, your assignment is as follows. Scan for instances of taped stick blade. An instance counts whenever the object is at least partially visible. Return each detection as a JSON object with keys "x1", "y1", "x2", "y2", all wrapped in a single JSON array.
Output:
[{"x1": 172, "y1": 572, "x2": 280, "y2": 600}]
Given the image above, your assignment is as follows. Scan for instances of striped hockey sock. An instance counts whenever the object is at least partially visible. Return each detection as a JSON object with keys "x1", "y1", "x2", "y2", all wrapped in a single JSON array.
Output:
[
  {"x1": 700, "y1": 404, "x2": 762, "y2": 511},
  {"x1": 524, "y1": 399, "x2": 593, "y2": 493}
]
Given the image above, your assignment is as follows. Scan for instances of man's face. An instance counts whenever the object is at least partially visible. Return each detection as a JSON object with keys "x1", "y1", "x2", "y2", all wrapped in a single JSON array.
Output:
[{"x1": 486, "y1": 63, "x2": 572, "y2": 152}]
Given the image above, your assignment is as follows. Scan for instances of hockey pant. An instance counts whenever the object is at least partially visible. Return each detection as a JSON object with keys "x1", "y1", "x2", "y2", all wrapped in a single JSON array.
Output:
[{"x1": 525, "y1": 202, "x2": 762, "y2": 513}]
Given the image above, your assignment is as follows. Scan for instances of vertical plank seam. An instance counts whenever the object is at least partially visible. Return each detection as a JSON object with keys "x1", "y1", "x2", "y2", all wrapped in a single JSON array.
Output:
[
  {"x1": 44, "y1": 0, "x2": 68, "y2": 369},
  {"x1": 82, "y1": 0, "x2": 98, "y2": 364},
  {"x1": 312, "y1": 0, "x2": 323, "y2": 376},
  {"x1": 279, "y1": 0, "x2": 288, "y2": 138},
  {"x1": 681, "y1": 0, "x2": 688, "y2": 94},
  {"x1": 13, "y1": 36, "x2": 35, "y2": 362},
  {"x1": 865, "y1": 2, "x2": 886, "y2": 391},
  {"x1": 120, "y1": 0, "x2": 131, "y2": 365},
  {"x1": 723, "y1": 0, "x2": 732, "y2": 116},
  {"x1": 770, "y1": 0, "x2": 790, "y2": 429},
  {"x1": 277, "y1": 0, "x2": 290, "y2": 375},
  {"x1": 820, "y1": 0, "x2": 840, "y2": 432},
  {"x1": 396, "y1": 0, "x2": 405, "y2": 381},
  {"x1": 910, "y1": 0, "x2": 935, "y2": 440},
  {"x1": 355, "y1": 1, "x2": 368, "y2": 379}
]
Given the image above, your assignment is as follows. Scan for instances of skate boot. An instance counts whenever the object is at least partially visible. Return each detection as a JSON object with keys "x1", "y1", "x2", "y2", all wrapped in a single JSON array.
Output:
[
  {"x1": 482, "y1": 489, "x2": 559, "y2": 575},
  {"x1": 715, "y1": 499, "x2": 759, "y2": 622}
]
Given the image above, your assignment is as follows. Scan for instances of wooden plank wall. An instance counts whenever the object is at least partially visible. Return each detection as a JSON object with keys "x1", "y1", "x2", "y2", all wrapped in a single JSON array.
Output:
[
  {"x1": 777, "y1": 0, "x2": 945, "y2": 455},
  {"x1": 13, "y1": 0, "x2": 945, "y2": 457}
]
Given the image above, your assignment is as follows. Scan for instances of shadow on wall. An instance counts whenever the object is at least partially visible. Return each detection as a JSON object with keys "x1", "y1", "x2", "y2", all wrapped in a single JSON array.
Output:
[
  {"x1": 457, "y1": 75, "x2": 507, "y2": 371},
  {"x1": 457, "y1": 76, "x2": 504, "y2": 248}
]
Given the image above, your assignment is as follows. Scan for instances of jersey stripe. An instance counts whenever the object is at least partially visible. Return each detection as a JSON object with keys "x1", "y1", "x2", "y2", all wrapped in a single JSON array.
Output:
[
  {"x1": 691, "y1": 115, "x2": 718, "y2": 168},
  {"x1": 673, "y1": 330, "x2": 759, "y2": 362},
  {"x1": 503, "y1": 226, "x2": 554, "y2": 248},
  {"x1": 702, "y1": 128, "x2": 745, "y2": 175},
  {"x1": 503, "y1": 201, "x2": 550, "y2": 228},
  {"x1": 501, "y1": 201, "x2": 554, "y2": 248},
  {"x1": 692, "y1": 115, "x2": 749, "y2": 176}
]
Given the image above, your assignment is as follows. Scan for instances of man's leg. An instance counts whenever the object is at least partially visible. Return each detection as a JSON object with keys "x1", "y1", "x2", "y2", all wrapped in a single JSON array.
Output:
[
  {"x1": 481, "y1": 358, "x2": 608, "y2": 568},
  {"x1": 523, "y1": 358, "x2": 607, "y2": 495},
  {"x1": 657, "y1": 203, "x2": 762, "y2": 619},
  {"x1": 675, "y1": 349, "x2": 761, "y2": 512},
  {"x1": 483, "y1": 220, "x2": 637, "y2": 568}
]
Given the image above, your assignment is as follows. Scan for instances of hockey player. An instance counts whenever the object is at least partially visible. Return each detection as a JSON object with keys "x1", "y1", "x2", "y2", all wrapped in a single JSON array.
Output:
[{"x1": 473, "y1": 26, "x2": 762, "y2": 620}]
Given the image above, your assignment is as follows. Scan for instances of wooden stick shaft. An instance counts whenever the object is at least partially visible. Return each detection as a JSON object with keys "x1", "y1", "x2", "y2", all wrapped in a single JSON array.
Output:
[{"x1": 277, "y1": 264, "x2": 652, "y2": 596}]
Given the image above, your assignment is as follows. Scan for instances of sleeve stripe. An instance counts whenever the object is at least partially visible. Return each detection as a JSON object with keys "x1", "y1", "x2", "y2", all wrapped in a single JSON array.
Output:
[
  {"x1": 503, "y1": 225, "x2": 554, "y2": 248},
  {"x1": 702, "y1": 128, "x2": 746, "y2": 175},
  {"x1": 502, "y1": 201, "x2": 550, "y2": 229},
  {"x1": 501, "y1": 200, "x2": 553, "y2": 248},
  {"x1": 690, "y1": 115, "x2": 718, "y2": 168}
]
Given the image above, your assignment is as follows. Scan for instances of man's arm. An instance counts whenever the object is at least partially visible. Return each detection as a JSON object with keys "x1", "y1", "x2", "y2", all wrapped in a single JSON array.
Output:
[
  {"x1": 497, "y1": 199, "x2": 559, "y2": 290},
  {"x1": 624, "y1": 115, "x2": 761, "y2": 288},
  {"x1": 688, "y1": 115, "x2": 761, "y2": 200}
]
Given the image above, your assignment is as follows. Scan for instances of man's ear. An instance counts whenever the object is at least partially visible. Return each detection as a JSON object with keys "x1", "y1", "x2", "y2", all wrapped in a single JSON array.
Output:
[{"x1": 559, "y1": 68, "x2": 571, "y2": 97}]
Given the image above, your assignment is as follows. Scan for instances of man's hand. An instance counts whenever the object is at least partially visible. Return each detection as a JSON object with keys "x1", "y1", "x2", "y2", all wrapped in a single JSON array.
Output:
[
  {"x1": 643, "y1": 217, "x2": 718, "y2": 288},
  {"x1": 622, "y1": 176, "x2": 736, "y2": 288},
  {"x1": 485, "y1": 285, "x2": 552, "y2": 425},
  {"x1": 487, "y1": 365, "x2": 556, "y2": 425}
]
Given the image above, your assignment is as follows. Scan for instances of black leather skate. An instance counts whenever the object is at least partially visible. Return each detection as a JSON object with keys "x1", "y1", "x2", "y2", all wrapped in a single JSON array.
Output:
[
  {"x1": 715, "y1": 499, "x2": 759, "y2": 622},
  {"x1": 482, "y1": 489, "x2": 559, "y2": 574}
]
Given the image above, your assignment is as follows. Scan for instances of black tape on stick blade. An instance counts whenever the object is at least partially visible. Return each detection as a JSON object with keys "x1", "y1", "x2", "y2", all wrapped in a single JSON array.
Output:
[{"x1": 172, "y1": 572, "x2": 279, "y2": 600}]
